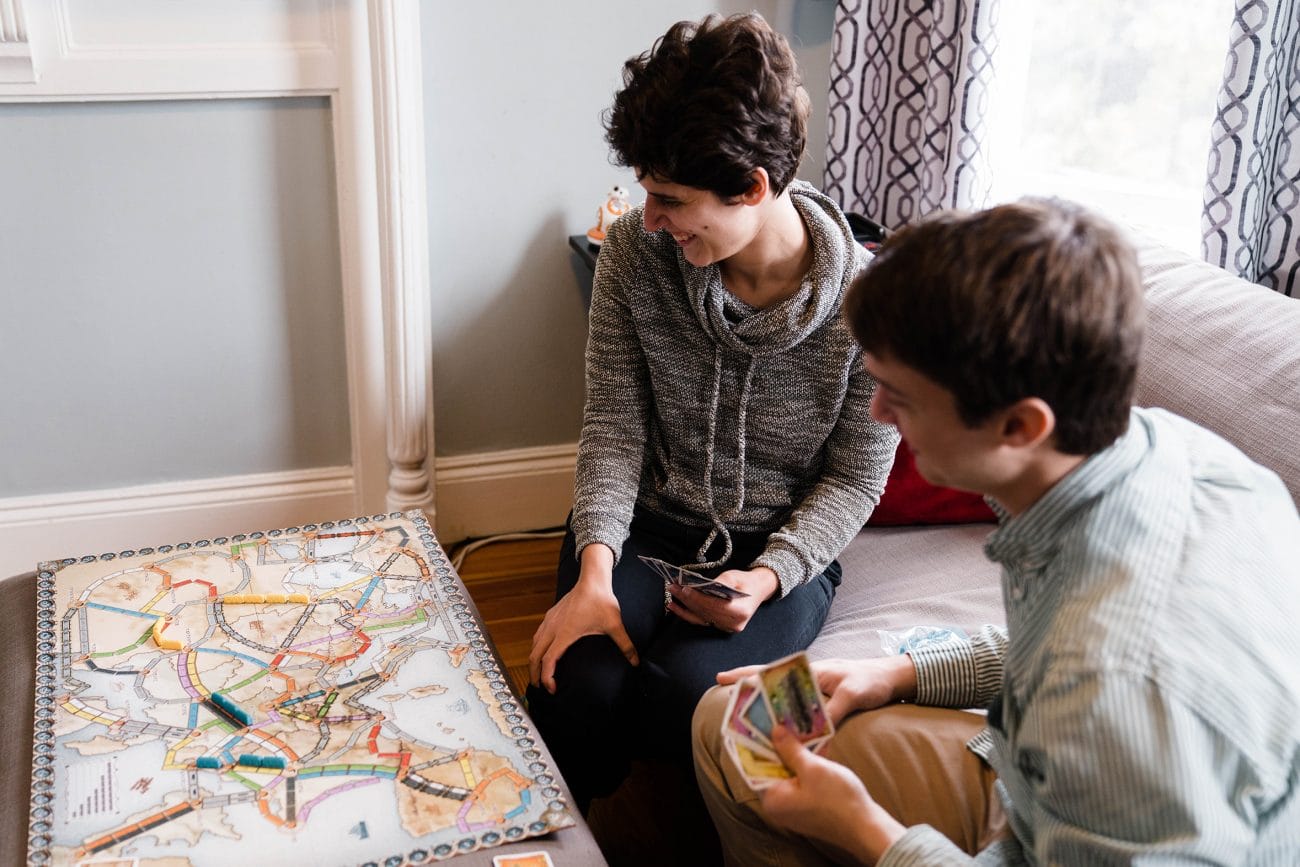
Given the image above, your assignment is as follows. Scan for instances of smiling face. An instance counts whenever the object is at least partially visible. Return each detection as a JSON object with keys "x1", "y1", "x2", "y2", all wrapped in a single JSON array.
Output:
[
  {"x1": 864, "y1": 351, "x2": 1005, "y2": 495},
  {"x1": 638, "y1": 174, "x2": 761, "y2": 267}
]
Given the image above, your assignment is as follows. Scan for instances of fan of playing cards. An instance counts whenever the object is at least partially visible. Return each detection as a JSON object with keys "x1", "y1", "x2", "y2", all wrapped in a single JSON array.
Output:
[
  {"x1": 722, "y1": 651, "x2": 835, "y2": 789},
  {"x1": 638, "y1": 554, "x2": 750, "y2": 599}
]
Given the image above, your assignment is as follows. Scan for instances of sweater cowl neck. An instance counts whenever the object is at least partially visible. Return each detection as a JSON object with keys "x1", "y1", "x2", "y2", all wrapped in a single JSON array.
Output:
[{"x1": 680, "y1": 181, "x2": 856, "y2": 358}]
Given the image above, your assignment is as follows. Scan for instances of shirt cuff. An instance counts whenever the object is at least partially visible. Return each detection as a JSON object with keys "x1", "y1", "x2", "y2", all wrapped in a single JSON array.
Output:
[
  {"x1": 910, "y1": 625, "x2": 1005, "y2": 709},
  {"x1": 569, "y1": 516, "x2": 628, "y2": 566},
  {"x1": 877, "y1": 825, "x2": 976, "y2": 867},
  {"x1": 910, "y1": 640, "x2": 983, "y2": 708},
  {"x1": 752, "y1": 544, "x2": 807, "y2": 597}
]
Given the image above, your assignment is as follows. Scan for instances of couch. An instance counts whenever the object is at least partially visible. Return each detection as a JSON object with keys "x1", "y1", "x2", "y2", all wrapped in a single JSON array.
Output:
[
  {"x1": 3, "y1": 236, "x2": 1298, "y2": 866},
  {"x1": 811, "y1": 235, "x2": 1300, "y2": 665}
]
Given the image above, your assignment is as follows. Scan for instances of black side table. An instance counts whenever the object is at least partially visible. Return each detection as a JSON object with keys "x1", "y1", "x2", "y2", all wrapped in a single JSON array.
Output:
[{"x1": 567, "y1": 234, "x2": 599, "y2": 309}]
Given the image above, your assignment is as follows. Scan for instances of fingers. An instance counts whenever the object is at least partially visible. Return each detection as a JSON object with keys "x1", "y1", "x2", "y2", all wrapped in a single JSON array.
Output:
[
  {"x1": 608, "y1": 620, "x2": 640, "y2": 667},
  {"x1": 527, "y1": 605, "x2": 640, "y2": 694},
  {"x1": 770, "y1": 724, "x2": 816, "y2": 775},
  {"x1": 716, "y1": 663, "x2": 764, "y2": 685},
  {"x1": 541, "y1": 646, "x2": 562, "y2": 694},
  {"x1": 530, "y1": 629, "x2": 566, "y2": 695},
  {"x1": 823, "y1": 688, "x2": 855, "y2": 726},
  {"x1": 526, "y1": 615, "x2": 571, "y2": 694},
  {"x1": 527, "y1": 622, "x2": 550, "y2": 688},
  {"x1": 666, "y1": 584, "x2": 714, "y2": 624},
  {"x1": 667, "y1": 584, "x2": 745, "y2": 631},
  {"x1": 666, "y1": 598, "x2": 711, "y2": 627},
  {"x1": 812, "y1": 660, "x2": 847, "y2": 694}
]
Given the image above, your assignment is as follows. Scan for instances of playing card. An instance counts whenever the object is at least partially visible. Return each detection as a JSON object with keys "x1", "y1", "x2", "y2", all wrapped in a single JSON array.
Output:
[
  {"x1": 492, "y1": 852, "x2": 554, "y2": 867},
  {"x1": 691, "y1": 581, "x2": 750, "y2": 600},
  {"x1": 722, "y1": 676, "x2": 776, "y2": 758},
  {"x1": 637, "y1": 555, "x2": 750, "y2": 599},
  {"x1": 758, "y1": 651, "x2": 833, "y2": 747},
  {"x1": 740, "y1": 683, "x2": 776, "y2": 745},
  {"x1": 726, "y1": 736, "x2": 793, "y2": 789},
  {"x1": 637, "y1": 554, "x2": 679, "y2": 584}
]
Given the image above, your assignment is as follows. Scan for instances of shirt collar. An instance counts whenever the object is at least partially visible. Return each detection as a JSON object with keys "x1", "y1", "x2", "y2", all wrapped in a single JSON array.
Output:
[{"x1": 984, "y1": 410, "x2": 1149, "y2": 569}]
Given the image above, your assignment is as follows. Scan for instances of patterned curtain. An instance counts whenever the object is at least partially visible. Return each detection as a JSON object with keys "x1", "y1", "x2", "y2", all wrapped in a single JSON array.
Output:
[
  {"x1": 1202, "y1": 2, "x2": 1300, "y2": 296},
  {"x1": 823, "y1": 0, "x2": 1003, "y2": 229}
]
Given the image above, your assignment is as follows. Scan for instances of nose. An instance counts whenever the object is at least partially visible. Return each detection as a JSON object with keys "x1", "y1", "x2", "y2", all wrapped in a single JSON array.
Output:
[{"x1": 643, "y1": 198, "x2": 665, "y2": 232}]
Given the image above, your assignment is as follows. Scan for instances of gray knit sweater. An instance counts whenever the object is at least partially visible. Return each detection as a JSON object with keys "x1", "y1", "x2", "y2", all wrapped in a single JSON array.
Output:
[{"x1": 571, "y1": 181, "x2": 899, "y2": 596}]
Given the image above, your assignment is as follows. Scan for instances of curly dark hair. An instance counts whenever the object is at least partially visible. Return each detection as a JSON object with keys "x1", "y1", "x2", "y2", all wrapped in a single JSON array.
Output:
[
  {"x1": 845, "y1": 199, "x2": 1146, "y2": 455},
  {"x1": 603, "y1": 13, "x2": 810, "y2": 198}
]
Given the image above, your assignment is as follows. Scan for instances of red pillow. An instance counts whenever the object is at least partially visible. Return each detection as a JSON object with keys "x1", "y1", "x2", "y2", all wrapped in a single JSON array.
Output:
[{"x1": 867, "y1": 440, "x2": 996, "y2": 526}]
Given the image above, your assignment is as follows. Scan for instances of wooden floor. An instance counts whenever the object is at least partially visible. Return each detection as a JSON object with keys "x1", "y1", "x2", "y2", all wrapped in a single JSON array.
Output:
[{"x1": 450, "y1": 533, "x2": 563, "y2": 697}]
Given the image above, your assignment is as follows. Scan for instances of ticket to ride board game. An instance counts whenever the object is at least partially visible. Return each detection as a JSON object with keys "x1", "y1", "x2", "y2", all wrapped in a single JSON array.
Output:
[{"x1": 26, "y1": 510, "x2": 573, "y2": 866}]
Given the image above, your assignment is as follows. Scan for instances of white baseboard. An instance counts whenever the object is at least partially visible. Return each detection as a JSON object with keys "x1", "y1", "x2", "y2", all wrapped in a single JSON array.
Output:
[
  {"x1": 0, "y1": 445, "x2": 579, "y2": 577},
  {"x1": 0, "y1": 467, "x2": 356, "y2": 577},
  {"x1": 433, "y1": 443, "x2": 577, "y2": 544}
]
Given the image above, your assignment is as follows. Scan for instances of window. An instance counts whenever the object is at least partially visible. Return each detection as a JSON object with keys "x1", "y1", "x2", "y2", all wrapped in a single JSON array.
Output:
[{"x1": 991, "y1": 0, "x2": 1237, "y2": 253}]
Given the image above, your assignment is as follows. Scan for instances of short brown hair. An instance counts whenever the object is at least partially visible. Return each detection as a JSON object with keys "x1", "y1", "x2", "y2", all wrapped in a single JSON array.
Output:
[
  {"x1": 845, "y1": 199, "x2": 1145, "y2": 455},
  {"x1": 604, "y1": 13, "x2": 809, "y2": 198}
]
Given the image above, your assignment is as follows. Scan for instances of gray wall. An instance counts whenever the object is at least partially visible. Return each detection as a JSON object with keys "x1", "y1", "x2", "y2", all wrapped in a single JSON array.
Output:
[
  {"x1": 0, "y1": 3, "x2": 839, "y2": 501},
  {"x1": 421, "y1": 1, "x2": 836, "y2": 456},
  {"x1": 0, "y1": 98, "x2": 350, "y2": 497}
]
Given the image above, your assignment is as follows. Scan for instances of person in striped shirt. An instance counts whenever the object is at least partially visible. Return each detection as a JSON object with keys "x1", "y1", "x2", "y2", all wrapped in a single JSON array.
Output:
[{"x1": 692, "y1": 199, "x2": 1300, "y2": 865}]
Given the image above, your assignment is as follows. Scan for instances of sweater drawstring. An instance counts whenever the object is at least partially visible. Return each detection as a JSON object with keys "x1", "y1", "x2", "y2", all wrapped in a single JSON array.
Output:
[{"x1": 684, "y1": 352, "x2": 756, "y2": 573}]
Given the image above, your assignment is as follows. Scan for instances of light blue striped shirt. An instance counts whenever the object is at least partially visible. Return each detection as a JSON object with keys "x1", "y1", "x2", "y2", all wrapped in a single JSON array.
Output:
[{"x1": 880, "y1": 408, "x2": 1300, "y2": 866}]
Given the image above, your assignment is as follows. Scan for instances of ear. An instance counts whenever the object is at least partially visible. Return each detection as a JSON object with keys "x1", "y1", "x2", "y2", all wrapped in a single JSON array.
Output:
[
  {"x1": 997, "y1": 398, "x2": 1057, "y2": 449},
  {"x1": 738, "y1": 168, "x2": 770, "y2": 205}
]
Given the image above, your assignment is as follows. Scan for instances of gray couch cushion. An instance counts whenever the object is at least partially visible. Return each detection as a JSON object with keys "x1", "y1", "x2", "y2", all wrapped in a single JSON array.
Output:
[
  {"x1": 1134, "y1": 238, "x2": 1300, "y2": 505},
  {"x1": 811, "y1": 525, "x2": 1003, "y2": 661}
]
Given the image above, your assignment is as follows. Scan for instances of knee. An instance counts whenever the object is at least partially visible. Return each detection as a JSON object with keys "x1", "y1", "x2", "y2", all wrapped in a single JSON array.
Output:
[
  {"x1": 531, "y1": 635, "x2": 634, "y2": 721},
  {"x1": 691, "y1": 684, "x2": 733, "y2": 767},
  {"x1": 824, "y1": 704, "x2": 982, "y2": 773}
]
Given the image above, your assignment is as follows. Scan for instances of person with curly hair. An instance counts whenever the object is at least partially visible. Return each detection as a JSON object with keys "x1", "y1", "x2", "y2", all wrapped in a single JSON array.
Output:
[{"x1": 526, "y1": 12, "x2": 898, "y2": 813}]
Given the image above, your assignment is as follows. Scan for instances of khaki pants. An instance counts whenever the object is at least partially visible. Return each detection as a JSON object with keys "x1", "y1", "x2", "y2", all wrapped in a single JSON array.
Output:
[{"x1": 691, "y1": 685, "x2": 1008, "y2": 866}]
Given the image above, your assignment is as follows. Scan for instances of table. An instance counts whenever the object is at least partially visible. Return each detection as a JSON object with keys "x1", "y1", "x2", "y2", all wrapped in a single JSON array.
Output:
[
  {"x1": 567, "y1": 234, "x2": 599, "y2": 309},
  {"x1": 2, "y1": 511, "x2": 604, "y2": 866}
]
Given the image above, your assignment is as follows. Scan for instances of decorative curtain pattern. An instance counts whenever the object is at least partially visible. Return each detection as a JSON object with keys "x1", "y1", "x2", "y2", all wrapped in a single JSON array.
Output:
[
  {"x1": 1203, "y1": 1, "x2": 1300, "y2": 296},
  {"x1": 824, "y1": 0, "x2": 1002, "y2": 229}
]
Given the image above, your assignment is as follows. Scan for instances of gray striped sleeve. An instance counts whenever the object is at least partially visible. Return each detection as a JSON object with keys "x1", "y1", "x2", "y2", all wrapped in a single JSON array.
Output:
[
  {"x1": 910, "y1": 624, "x2": 1008, "y2": 709},
  {"x1": 876, "y1": 825, "x2": 1007, "y2": 867}
]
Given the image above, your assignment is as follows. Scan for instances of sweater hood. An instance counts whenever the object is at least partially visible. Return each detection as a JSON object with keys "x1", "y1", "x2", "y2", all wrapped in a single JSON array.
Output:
[
  {"x1": 667, "y1": 181, "x2": 863, "y2": 572},
  {"x1": 682, "y1": 180, "x2": 860, "y2": 357}
]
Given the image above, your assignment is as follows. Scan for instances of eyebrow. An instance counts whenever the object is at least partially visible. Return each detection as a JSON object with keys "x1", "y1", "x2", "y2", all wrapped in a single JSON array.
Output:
[
  {"x1": 878, "y1": 380, "x2": 908, "y2": 400},
  {"x1": 865, "y1": 365, "x2": 907, "y2": 400}
]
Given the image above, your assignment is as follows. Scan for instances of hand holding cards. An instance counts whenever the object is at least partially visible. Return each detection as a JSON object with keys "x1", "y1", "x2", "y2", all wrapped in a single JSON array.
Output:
[
  {"x1": 721, "y1": 651, "x2": 833, "y2": 789},
  {"x1": 638, "y1": 554, "x2": 750, "y2": 600}
]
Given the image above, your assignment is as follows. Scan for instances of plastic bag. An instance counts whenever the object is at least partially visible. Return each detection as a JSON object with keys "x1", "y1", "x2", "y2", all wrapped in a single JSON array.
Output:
[{"x1": 879, "y1": 625, "x2": 968, "y2": 655}]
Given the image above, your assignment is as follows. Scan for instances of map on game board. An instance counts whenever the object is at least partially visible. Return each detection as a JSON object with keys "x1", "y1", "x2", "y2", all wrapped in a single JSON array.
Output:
[{"x1": 26, "y1": 511, "x2": 573, "y2": 866}]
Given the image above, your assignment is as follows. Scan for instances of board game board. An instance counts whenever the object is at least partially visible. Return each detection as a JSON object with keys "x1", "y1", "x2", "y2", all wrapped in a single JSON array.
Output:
[{"x1": 26, "y1": 511, "x2": 573, "y2": 866}]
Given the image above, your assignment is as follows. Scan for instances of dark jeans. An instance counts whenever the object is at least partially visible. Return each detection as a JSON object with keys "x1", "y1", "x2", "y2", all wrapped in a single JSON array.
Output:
[{"x1": 526, "y1": 509, "x2": 840, "y2": 809}]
